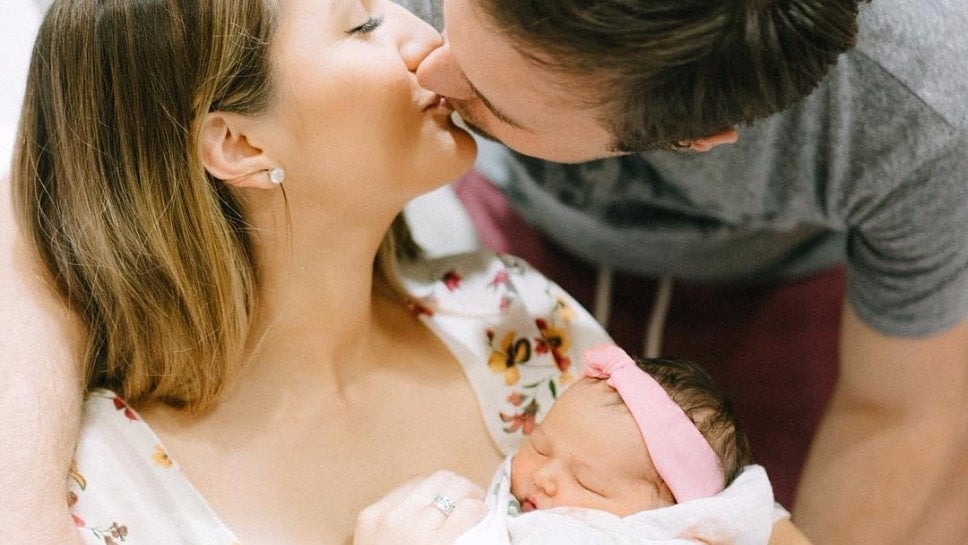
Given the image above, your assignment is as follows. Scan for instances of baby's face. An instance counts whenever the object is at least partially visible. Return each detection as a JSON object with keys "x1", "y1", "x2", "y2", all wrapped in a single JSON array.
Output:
[{"x1": 510, "y1": 378, "x2": 675, "y2": 516}]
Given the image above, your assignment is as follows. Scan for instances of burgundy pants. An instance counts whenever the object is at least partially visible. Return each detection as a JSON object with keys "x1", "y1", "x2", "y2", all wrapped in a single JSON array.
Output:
[{"x1": 453, "y1": 170, "x2": 843, "y2": 508}]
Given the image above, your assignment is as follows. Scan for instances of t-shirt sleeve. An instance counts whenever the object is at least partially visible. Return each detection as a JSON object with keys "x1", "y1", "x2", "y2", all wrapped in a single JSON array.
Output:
[{"x1": 846, "y1": 133, "x2": 968, "y2": 336}]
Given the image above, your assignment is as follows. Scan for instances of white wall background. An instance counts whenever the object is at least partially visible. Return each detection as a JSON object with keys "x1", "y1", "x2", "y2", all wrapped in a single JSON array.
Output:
[{"x1": 0, "y1": 1, "x2": 44, "y2": 175}]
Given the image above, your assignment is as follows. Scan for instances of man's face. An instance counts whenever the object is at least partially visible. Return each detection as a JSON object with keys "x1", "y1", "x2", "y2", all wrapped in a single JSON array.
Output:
[{"x1": 415, "y1": 0, "x2": 623, "y2": 163}]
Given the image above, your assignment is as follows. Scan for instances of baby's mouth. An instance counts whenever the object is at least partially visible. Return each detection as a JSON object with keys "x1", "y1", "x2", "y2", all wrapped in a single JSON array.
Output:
[{"x1": 520, "y1": 497, "x2": 537, "y2": 512}]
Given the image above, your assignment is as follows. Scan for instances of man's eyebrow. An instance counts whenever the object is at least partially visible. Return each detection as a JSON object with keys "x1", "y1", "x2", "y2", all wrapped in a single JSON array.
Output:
[{"x1": 468, "y1": 81, "x2": 530, "y2": 132}]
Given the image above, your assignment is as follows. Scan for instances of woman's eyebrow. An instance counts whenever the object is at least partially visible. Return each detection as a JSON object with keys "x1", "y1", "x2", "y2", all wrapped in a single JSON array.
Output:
[{"x1": 330, "y1": 0, "x2": 352, "y2": 14}]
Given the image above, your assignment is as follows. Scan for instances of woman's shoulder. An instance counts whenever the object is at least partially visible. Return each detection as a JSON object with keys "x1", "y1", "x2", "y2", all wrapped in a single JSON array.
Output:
[
  {"x1": 398, "y1": 249, "x2": 572, "y2": 317},
  {"x1": 70, "y1": 390, "x2": 239, "y2": 544},
  {"x1": 398, "y1": 248, "x2": 611, "y2": 366},
  {"x1": 398, "y1": 248, "x2": 534, "y2": 291},
  {"x1": 400, "y1": 249, "x2": 612, "y2": 453}
]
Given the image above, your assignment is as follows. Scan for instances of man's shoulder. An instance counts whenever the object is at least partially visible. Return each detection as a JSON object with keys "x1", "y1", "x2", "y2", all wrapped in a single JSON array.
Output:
[{"x1": 852, "y1": 0, "x2": 968, "y2": 128}]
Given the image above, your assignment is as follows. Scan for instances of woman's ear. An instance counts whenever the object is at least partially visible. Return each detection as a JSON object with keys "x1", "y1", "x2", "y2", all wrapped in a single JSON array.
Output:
[{"x1": 199, "y1": 112, "x2": 280, "y2": 189}]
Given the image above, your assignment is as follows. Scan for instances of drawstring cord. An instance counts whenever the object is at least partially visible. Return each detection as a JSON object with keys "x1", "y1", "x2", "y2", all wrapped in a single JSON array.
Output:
[
  {"x1": 644, "y1": 277, "x2": 673, "y2": 358},
  {"x1": 593, "y1": 265, "x2": 614, "y2": 328},
  {"x1": 591, "y1": 264, "x2": 673, "y2": 358}
]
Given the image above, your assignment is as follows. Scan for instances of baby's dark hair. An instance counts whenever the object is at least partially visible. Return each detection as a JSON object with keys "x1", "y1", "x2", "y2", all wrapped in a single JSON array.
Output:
[{"x1": 633, "y1": 357, "x2": 752, "y2": 488}]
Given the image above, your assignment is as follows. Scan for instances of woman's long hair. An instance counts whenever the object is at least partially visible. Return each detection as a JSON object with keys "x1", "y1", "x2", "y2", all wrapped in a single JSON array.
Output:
[{"x1": 12, "y1": 0, "x2": 417, "y2": 412}]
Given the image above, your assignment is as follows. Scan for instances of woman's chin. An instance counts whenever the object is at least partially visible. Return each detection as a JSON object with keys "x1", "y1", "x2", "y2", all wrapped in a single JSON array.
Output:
[
  {"x1": 445, "y1": 119, "x2": 479, "y2": 162},
  {"x1": 428, "y1": 129, "x2": 478, "y2": 185}
]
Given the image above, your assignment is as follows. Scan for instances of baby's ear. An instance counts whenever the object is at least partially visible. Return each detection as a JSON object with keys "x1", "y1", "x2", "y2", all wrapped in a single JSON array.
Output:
[{"x1": 199, "y1": 112, "x2": 278, "y2": 189}]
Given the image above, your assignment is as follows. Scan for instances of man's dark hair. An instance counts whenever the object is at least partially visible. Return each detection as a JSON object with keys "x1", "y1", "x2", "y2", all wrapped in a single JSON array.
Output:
[
  {"x1": 635, "y1": 357, "x2": 752, "y2": 487},
  {"x1": 477, "y1": 0, "x2": 868, "y2": 152}
]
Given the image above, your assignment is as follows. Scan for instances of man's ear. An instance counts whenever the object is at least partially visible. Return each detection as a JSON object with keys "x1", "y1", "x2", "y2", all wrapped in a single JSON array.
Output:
[
  {"x1": 681, "y1": 128, "x2": 739, "y2": 152},
  {"x1": 199, "y1": 112, "x2": 278, "y2": 189}
]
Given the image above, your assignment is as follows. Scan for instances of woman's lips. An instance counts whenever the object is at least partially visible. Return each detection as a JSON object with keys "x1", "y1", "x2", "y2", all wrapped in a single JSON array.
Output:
[{"x1": 423, "y1": 95, "x2": 454, "y2": 113}]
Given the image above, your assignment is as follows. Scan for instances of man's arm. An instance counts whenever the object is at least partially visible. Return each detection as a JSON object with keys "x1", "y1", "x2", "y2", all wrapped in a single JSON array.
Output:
[
  {"x1": 795, "y1": 305, "x2": 968, "y2": 544},
  {"x1": 769, "y1": 519, "x2": 813, "y2": 545},
  {"x1": 0, "y1": 176, "x2": 85, "y2": 544}
]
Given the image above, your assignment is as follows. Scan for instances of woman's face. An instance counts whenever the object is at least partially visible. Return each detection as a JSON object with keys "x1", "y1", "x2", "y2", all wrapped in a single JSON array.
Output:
[{"x1": 256, "y1": 0, "x2": 476, "y2": 216}]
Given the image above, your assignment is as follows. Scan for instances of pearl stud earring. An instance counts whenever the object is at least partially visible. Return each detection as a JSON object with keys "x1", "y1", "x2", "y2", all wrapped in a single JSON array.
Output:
[{"x1": 268, "y1": 167, "x2": 285, "y2": 185}]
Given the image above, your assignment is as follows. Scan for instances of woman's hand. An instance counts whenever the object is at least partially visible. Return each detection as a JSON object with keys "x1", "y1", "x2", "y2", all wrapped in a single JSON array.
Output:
[{"x1": 355, "y1": 470, "x2": 488, "y2": 545}]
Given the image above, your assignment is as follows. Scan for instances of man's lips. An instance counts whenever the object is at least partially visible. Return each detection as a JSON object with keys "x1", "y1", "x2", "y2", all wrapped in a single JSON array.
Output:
[{"x1": 443, "y1": 98, "x2": 500, "y2": 142}]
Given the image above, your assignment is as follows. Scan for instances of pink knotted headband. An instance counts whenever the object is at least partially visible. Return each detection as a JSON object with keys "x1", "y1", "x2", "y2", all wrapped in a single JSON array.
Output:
[{"x1": 582, "y1": 344, "x2": 724, "y2": 502}]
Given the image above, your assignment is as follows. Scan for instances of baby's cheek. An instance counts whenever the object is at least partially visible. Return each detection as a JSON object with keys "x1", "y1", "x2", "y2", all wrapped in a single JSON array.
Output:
[{"x1": 509, "y1": 455, "x2": 529, "y2": 499}]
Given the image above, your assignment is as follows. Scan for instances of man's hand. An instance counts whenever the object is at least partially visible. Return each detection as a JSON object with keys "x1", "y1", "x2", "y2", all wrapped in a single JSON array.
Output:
[
  {"x1": 795, "y1": 306, "x2": 968, "y2": 544},
  {"x1": 0, "y1": 175, "x2": 86, "y2": 544}
]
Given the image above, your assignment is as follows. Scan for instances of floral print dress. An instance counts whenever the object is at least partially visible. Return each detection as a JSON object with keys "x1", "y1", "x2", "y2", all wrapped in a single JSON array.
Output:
[{"x1": 68, "y1": 250, "x2": 612, "y2": 543}]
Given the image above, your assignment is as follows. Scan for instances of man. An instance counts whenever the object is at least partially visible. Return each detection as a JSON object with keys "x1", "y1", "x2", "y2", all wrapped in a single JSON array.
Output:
[
  {"x1": 412, "y1": 0, "x2": 968, "y2": 544},
  {"x1": 1, "y1": 1, "x2": 964, "y2": 544}
]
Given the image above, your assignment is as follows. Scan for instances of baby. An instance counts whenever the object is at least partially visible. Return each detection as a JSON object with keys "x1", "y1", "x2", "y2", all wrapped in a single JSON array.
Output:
[{"x1": 453, "y1": 344, "x2": 780, "y2": 545}]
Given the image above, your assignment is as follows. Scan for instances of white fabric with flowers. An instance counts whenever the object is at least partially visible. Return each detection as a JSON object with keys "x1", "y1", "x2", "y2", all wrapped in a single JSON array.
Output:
[{"x1": 399, "y1": 250, "x2": 613, "y2": 454}]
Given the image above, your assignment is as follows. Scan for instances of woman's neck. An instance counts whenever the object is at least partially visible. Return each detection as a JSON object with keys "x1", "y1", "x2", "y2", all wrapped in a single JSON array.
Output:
[{"x1": 231, "y1": 198, "x2": 403, "y2": 401}]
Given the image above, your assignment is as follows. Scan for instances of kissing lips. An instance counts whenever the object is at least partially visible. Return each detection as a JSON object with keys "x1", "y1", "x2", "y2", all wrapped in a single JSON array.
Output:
[{"x1": 422, "y1": 94, "x2": 454, "y2": 113}]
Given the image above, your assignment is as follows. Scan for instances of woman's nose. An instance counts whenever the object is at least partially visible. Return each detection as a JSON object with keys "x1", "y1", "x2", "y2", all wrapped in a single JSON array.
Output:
[
  {"x1": 392, "y1": 2, "x2": 445, "y2": 73},
  {"x1": 415, "y1": 42, "x2": 475, "y2": 100}
]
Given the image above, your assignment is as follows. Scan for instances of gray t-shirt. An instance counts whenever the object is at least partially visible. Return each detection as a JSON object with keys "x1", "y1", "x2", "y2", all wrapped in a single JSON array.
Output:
[
  {"x1": 396, "y1": 0, "x2": 444, "y2": 29},
  {"x1": 475, "y1": 0, "x2": 968, "y2": 338}
]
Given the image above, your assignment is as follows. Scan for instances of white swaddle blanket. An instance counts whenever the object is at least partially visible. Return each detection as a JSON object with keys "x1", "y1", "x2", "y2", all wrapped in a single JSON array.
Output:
[{"x1": 456, "y1": 456, "x2": 782, "y2": 545}]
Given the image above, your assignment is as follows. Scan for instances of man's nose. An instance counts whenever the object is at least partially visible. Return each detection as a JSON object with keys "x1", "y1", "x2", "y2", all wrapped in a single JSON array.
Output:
[{"x1": 416, "y1": 42, "x2": 475, "y2": 100}]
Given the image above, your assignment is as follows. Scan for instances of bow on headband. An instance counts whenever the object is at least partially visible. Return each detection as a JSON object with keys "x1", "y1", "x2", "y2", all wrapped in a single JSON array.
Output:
[{"x1": 583, "y1": 344, "x2": 724, "y2": 502}]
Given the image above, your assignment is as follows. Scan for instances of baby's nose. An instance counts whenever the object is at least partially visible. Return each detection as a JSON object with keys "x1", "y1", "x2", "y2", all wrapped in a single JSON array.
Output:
[{"x1": 533, "y1": 465, "x2": 559, "y2": 497}]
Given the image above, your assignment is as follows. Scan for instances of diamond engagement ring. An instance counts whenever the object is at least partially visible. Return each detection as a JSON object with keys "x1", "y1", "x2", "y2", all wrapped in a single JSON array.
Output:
[{"x1": 430, "y1": 494, "x2": 457, "y2": 516}]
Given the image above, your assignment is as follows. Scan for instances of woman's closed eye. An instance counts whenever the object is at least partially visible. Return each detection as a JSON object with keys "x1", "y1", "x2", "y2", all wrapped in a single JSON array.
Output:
[{"x1": 346, "y1": 15, "x2": 383, "y2": 36}]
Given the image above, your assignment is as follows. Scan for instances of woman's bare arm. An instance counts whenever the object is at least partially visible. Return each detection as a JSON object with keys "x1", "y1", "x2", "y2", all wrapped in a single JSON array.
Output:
[{"x1": 1, "y1": 176, "x2": 85, "y2": 543}]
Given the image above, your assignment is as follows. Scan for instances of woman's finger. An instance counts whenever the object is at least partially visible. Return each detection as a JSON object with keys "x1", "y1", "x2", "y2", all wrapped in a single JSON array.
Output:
[
  {"x1": 355, "y1": 470, "x2": 488, "y2": 545},
  {"x1": 409, "y1": 470, "x2": 485, "y2": 503},
  {"x1": 437, "y1": 496, "x2": 488, "y2": 543},
  {"x1": 415, "y1": 470, "x2": 485, "y2": 521}
]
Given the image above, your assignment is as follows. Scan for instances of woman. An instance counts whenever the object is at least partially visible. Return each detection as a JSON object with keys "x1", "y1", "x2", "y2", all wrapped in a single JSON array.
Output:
[{"x1": 7, "y1": 0, "x2": 810, "y2": 543}]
